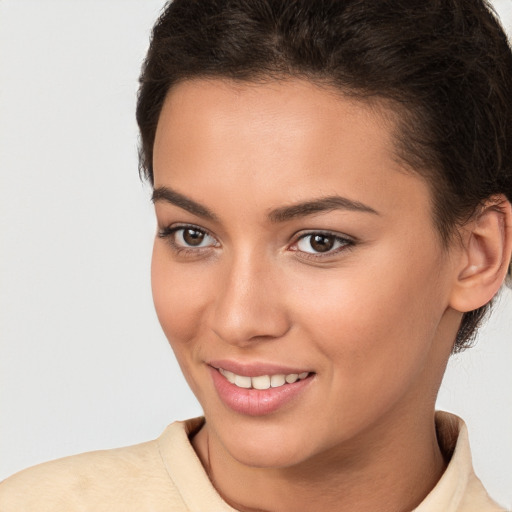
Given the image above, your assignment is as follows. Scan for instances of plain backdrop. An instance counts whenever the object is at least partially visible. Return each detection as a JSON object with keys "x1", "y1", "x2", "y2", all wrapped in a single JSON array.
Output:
[{"x1": 1, "y1": 0, "x2": 511, "y2": 507}]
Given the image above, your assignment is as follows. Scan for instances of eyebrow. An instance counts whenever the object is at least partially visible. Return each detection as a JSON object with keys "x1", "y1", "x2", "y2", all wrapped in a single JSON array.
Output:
[
  {"x1": 152, "y1": 186, "x2": 378, "y2": 223},
  {"x1": 268, "y1": 196, "x2": 379, "y2": 222},
  {"x1": 152, "y1": 186, "x2": 218, "y2": 221}
]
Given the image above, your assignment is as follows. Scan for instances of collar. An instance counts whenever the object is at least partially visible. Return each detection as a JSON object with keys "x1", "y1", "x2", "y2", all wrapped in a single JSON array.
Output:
[
  {"x1": 158, "y1": 412, "x2": 505, "y2": 512},
  {"x1": 413, "y1": 411, "x2": 505, "y2": 511}
]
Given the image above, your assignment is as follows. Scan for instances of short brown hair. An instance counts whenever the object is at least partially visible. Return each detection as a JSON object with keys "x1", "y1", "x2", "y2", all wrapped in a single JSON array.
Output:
[{"x1": 137, "y1": 0, "x2": 512, "y2": 351}]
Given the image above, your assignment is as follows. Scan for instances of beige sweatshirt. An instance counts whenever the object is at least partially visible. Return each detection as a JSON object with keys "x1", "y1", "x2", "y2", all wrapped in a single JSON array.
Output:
[{"x1": 0, "y1": 412, "x2": 506, "y2": 511}]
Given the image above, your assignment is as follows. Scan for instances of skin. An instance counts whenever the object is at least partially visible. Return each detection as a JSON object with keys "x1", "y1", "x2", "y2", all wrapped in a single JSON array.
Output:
[{"x1": 151, "y1": 78, "x2": 470, "y2": 512}]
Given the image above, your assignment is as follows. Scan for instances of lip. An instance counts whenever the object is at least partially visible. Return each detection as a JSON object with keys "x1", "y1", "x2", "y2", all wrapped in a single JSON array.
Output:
[
  {"x1": 209, "y1": 363, "x2": 314, "y2": 417},
  {"x1": 208, "y1": 359, "x2": 312, "y2": 377}
]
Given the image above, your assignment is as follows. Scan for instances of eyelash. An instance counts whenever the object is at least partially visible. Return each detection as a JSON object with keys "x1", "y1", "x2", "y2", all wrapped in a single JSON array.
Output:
[
  {"x1": 157, "y1": 224, "x2": 219, "y2": 256},
  {"x1": 157, "y1": 224, "x2": 355, "y2": 260},
  {"x1": 291, "y1": 231, "x2": 354, "y2": 260}
]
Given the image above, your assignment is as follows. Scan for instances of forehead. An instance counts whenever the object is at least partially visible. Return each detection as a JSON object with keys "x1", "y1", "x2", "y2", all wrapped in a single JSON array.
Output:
[
  {"x1": 155, "y1": 78, "x2": 397, "y2": 161},
  {"x1": 153, "y1": 78, "x2": 433, "y2": 229}
]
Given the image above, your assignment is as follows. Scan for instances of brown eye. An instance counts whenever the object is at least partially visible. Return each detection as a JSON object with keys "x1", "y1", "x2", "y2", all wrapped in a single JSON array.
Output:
[
  {"x1": 295, "y1": 232, "x2": 352, "y2": 256},
  {"x1": 168, "y1": 226, "x2": 217, "y2": 249},
  {"x1": 157, "y1": 225, "x2": 218, "y2": 253},
  {"x1": 309, "y1": 235, "x2": 335, "y2": 253},
  {"x1": 182, "y1": 228, "x2": 205, "y2": 246}
]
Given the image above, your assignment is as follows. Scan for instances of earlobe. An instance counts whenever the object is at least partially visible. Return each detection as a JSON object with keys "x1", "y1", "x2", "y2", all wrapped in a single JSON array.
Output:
[{"x1": 449, "y1": 195, "x2": 512, "y2": 313}]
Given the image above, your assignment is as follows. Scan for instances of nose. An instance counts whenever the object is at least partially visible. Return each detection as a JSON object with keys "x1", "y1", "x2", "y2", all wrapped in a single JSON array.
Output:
[{"x1": 209, "y1": 252, "x2": 291, "y2": 347}]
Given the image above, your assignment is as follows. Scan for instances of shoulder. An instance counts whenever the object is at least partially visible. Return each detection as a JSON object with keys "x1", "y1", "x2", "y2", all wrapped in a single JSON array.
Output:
[{"x1": 0, "y1": 424, "x2": 194, "y2": 512}]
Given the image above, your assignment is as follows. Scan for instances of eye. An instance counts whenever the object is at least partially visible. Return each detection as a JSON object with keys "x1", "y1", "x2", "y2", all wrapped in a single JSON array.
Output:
[
  {"x1": 293, "y1": 232, "x2": 353, "y2": 256},
  {"x1": 158, "y1": 224, "x2": 219, "y2": 252},
  {"x1": 174, "y1": 227, "x2": 215, "y2": 248}
]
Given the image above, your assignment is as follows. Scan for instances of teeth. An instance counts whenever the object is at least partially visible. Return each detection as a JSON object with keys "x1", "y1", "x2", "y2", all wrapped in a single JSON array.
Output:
[
  {"x1": 252, "y1": 375, "x2": 271, "y2": 390},
  {"x1": 270, "y1": 374, "x2": 286, "y2": 387},
  {"x1": 234, "y1": 374, "x2": 252, "y2": 388},
  {"x1": 223, "y1": 370, "x2": 236, "y2": 384},
  {"x1": 285, "y1": 374, "x2": 299, "y2": 384},
  {"x1": 218, "y1": 368, "x2": 310, "y2": 389}
]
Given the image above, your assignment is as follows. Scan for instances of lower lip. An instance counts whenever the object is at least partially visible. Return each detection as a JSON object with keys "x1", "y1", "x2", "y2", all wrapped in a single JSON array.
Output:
[{"x1": 210, "y1": 367, "x2": 314, "y2": 416}]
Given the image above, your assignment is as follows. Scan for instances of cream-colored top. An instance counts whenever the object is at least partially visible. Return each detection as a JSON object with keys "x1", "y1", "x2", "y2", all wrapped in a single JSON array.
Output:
[{"x1": 0, "y1": 412, "x2": 506, "y2": 511}]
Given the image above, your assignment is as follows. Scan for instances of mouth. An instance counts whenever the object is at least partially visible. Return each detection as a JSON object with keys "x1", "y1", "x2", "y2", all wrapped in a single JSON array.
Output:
[
  {"x1": 217, "y1": 367, "x2": 311, "y2": 390},
  {"x1": 208, "y1": 362, "x2": 315, "y2": 416}
]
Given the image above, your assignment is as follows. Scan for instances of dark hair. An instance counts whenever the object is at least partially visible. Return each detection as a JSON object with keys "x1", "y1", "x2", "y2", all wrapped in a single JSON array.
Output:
[{"x1": 136, "y1": 0, "x2": 512, "y2": 352}]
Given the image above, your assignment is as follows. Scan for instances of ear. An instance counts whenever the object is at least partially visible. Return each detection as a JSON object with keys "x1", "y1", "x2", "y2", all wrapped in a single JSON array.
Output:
[{"x1": 449, "y1": 195, "x2": 512, "y2": 313}]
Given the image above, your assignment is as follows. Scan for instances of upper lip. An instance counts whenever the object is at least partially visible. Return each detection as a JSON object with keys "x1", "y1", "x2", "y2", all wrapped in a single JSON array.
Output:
[{"x1": 208, "y1": 359, "x2": 312, "y2": 377}]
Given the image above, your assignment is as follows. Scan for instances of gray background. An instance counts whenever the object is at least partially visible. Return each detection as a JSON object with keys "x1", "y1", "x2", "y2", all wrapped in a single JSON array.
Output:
[{"x1": 1, "y1": 0, "x2": 511, "y2": 507}]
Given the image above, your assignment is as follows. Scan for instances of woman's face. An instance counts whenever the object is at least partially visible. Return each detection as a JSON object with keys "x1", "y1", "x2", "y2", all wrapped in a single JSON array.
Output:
[{"x1": 151, "y1": 79, "x2": 462, "y2": 468}]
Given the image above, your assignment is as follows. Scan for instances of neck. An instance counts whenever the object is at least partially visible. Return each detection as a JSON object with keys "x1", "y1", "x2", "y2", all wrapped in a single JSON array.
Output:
[{"x1": 192, "y1": 407, "x2": 447, "y2": 512}]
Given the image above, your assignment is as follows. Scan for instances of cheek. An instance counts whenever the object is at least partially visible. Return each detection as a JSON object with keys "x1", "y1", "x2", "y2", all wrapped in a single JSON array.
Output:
[
  {"x1": 151, "y1": 243, "x2": 211, "y2": 346},
  {"x1": 293, "y1": 253, "x2": 448, "y2": 389}
]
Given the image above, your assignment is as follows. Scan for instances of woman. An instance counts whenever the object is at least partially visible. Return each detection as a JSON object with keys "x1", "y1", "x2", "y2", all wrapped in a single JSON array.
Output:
[{"x1": 1, "y1": 0, "x2": 511, "y2": 510}]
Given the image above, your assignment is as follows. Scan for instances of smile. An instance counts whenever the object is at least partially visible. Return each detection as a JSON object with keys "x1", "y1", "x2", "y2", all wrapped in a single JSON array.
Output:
[
  {"x1": 210, "y1": 365, "x2": 315, "y2": 416},
  {"x1": 218, "y1": 368, "x2": 310, "y2": 390}
]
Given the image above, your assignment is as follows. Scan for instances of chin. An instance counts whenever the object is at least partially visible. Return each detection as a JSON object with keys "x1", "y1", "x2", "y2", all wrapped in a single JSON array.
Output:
[
  {"x1": 231, "y1": 442, "x2": 309, "y2": 469},
  {"x1": 211, "y1": 419, "x2": 317, "y2": 469}
]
